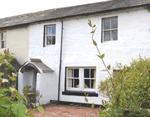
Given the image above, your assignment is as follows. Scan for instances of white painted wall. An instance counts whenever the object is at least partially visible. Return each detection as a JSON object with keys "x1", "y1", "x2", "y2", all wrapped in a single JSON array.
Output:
[
  {"x1": 28, "y1": 8, "x2": 150, "y2": 105},
  {"x1": 60, "y1": 8, "x2": 150, "y2": 105},
  {"x1": 29, "y1": 21, "x2": 62, "y2": 104}
]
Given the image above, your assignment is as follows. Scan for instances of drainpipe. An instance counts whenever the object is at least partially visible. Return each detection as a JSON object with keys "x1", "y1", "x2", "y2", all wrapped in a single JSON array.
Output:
[{"x1": 58, "y1": 19, "x2": 63, "y2": 102}]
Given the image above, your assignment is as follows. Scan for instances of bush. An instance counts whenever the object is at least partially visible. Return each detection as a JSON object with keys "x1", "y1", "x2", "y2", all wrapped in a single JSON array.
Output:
[
  {"x1": 0, "y1": 49, "x2": 44, "y2": 117},
  {"x1": 99, "y1": 57, "x2": 150, "y2": 116}
]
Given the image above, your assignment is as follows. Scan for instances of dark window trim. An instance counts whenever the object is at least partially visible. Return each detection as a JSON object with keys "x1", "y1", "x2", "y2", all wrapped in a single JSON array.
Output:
[
  {"x1": 43, "y1": 24, "x2": 56, "y2": 47},
  {"x1": 62, "y1": 91, "x2": 98, "y2": 97},
  {"x1": 43, "y1": 25, "x2": 46, "y2": 47},
  {"x1": 64, "y1": 67, "x2": 67, "y2": 91}
]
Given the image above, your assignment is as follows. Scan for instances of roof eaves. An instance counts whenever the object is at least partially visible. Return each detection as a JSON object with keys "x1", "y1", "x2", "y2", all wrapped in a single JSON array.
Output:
[{"x1": 0, "y1": 3, "x2": 150, "y2": 29}]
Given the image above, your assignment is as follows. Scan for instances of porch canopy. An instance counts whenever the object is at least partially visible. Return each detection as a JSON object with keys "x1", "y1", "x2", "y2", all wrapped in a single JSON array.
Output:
[{"x1": 20, "y1": 58, "x2": 54, "y2": 73}]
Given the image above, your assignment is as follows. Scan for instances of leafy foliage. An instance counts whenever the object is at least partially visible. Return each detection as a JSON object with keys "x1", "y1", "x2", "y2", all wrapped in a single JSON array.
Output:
[
  {"x1": 99, "y1": 58, "x2": 150, "y2": 116},
  {"x1": 0, "y1": 49, "x2": 44, "y2": 117}
]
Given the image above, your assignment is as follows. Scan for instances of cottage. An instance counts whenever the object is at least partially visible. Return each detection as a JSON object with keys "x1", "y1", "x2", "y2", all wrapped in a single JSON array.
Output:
[{"x1": 0, "y1": 0, "x2": 150, "y2": 105}]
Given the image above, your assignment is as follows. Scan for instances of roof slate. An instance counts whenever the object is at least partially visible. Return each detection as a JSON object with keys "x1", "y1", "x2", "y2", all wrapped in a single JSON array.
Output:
[{"x1": 0, "y1": 0, "x2": 150, "y2": 29}]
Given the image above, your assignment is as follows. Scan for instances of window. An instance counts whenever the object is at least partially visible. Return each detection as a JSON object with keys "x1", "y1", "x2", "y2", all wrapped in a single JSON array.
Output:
[
  {"x1": 84, "y1": 69, "x2": 96, "y2": 89},
  {"x1": 67, "y1": 67, "x2": 96, "y2": 91},
  {"x1": 44, "y1": 25, "x2": 56, "y2": 46},
  {"x1": 102, "y1": 16, "x2": 118, "y2": 42},
  {"x1": 0, "y1": 32, "x2": 6, "y2": 49}
]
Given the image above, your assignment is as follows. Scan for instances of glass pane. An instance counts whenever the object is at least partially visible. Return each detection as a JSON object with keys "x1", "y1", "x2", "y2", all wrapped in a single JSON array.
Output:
[
  {"x1": 104, "y1": 31, "x2": 110, "y2": 41},
  {"x1": 103, "y1": 19, "x2": 110, "y2": 30},
  {"x1": 74, "y1": 79, "x2": 79, "y2": 88},
  {"x1": 111, "y1": 17, "x2": 118, "y2": 29},
  {"x1": 52, "y1": 26, "x2": 56, "y2": 35},
  {"x1": 52, "y1": 36, "x2": 55, "y2": 44},
  {"x1": 46, "y1": 36, "x2": 51, "y2": 45},
  {"x1": 112, "y1": 30, "x2": 117, "y2": 40},
  {"x1": 68, "y1": 69, "x2": 73, "y2": 77},
  {"x1": 91, "y1": 79, "x2": 96, "y2": 89},
  {"x1": 1, "y1": 41, "x2": 4, "y2": 48},
  {"x1": 74, "y1": 69, "x2": 79, "y2": 77},
  {"x1": 84, "y1": 79, "x2": 90, "y2": 88},
  {"x1": 46, "y1": 26, "x2": 52, "y2": 35},
  {"x1": 68, "y1": 79, "x2": 73, "y2": 87},
  {"x1": 84, "y1": 69, "x2": 89, "y2": 78},
  {"x1": 0, "y1": 33, "x2": 3, "y2": 40},
  {"x1": 91, "y1": 69, "x2": 95, "y2": 78},
  {"x1": 46, "y1": 26, "x2": 49, "y2": 35},
  {"x1": 3, "y1": 32, "x2": 6, "y2": 40},
  {"x1": 0, "y1": 33, "x2": 1, "y2": 40}
]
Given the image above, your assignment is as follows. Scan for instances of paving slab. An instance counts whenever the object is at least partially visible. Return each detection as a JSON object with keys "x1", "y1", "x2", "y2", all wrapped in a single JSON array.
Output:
[{"x1": 31, "y1": 105, "x2": 99, "y2": 117}]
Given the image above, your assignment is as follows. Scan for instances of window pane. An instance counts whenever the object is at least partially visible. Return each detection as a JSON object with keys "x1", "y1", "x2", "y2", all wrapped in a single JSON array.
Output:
[
  {"x1": 103, "y1": 19, "x2": 110, "y2": 30},
  {"x1": 74, "y1": 69, "x2": 79, "y2": 77},
  {"x1": 91, "y1": 79, "x2": 96, "y2": 89},
  {"x1": 68, "y1": 69, "x2": 73, "y2": 77},
  {"x1": 68, "y1": 79, "x2": 73, "y2": 87},
  {"x1": 46, "y1": 26, "x2": 49, "y2": 35},
  {"x1": 46, "y1": 36, "x2": 51, "y2": 45},
  {"x1": 74, "y1": 79, "x2": 79, "y2": 88},
  {"x1": 104, "y1": 31, "x2": 110, "y2": 41},
  {"x1": 91, "y1": 69, "x2": 95, "y2": 78},
  {"x1": 46, "y1": 26, "x2": 56, "y2": 36},
  {"x1": 52, "y1": 26, "x2": 56, "y2": 35},
  {"x1": 1, "y1": 33, "x2": 3, "y2": 40},
  {"x1": 111, "y1": 17, "x2": 118, "y2": 29},
  {"x1": 84, "y1": 79, "x2": 90, "y2": 88},
  {"x1": 112, "y1": 30, "x2": 117, "y2": 40},
  {"x1": 52, "y1": 36, "x2": 55, "y2": 44},
  {"x1": 1, "y1": 41, "x2": 4, "y2": 48},
  {"x1": 0, "y1": 33, "x2": 1, "y2": 40},
  {"x1": 3, "y1": 32, "x2": 6, "y2": 40},
  {"x1": 84, "y1": 69, "x2": 89, "y2": 78}
]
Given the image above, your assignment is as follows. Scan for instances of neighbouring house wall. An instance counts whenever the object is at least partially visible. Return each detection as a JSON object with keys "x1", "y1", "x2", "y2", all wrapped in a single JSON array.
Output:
[
  {"x1": 59, "y1": 8, "x2": 150, "y2": 105},
  {"x1": 29, "y1": 21, "x2": 62, "y2": 104},
  {"x1": 2, "y1": 26, "x2": 29, "y2": 64}
]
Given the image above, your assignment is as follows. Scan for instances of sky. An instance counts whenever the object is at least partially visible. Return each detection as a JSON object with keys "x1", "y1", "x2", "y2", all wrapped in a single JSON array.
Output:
[{"x1": 0, "y1": 0, "x2": 108, "y2": 18}]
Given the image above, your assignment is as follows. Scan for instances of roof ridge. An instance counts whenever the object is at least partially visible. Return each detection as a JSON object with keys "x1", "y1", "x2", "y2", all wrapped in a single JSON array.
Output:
[{"x1": 0, "y1": 0, "x2": 150, "y2": 29}]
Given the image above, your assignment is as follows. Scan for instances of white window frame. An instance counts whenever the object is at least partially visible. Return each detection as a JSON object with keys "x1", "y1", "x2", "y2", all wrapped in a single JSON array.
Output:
[
  {"x1": 0, "y1": 32, "x2": 6, "y2": 49},
  {"x1": 102, "y1": 16, "x2": 118, "y2": 42},
  {"x1": 66, "y1": 67, "x2": 96, "y2": 92},
  {"x1": 44, "y1": 25, "x2": 56, "y2": 46}
]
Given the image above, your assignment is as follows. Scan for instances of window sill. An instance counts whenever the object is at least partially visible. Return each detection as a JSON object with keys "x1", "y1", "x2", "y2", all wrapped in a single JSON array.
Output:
[{"x1": 62, "y1": 91, "x2": 98, "y2": 97}]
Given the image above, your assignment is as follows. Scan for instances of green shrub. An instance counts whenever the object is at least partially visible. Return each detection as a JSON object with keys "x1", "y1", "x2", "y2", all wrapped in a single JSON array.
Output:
[{"x1": 99, "y1": 57, "x2": 150, "y2": 116}]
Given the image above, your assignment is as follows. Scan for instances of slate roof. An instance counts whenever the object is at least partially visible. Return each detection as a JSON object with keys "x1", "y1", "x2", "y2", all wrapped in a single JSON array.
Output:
[
  {"x1": 10, "y1": 59, "x2": 21, "y2": 71},
  {"x1": 0, "y1": 0, "x2": 150, "y2": 29},
  {"x1": 20, "y1": 60, "x2": 54, "y2": 73}
]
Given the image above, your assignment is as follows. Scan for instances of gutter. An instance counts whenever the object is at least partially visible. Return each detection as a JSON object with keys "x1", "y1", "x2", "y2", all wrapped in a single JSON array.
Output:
[{"x1": 58, "y1": 19, "x2": 63, "y2": 102}]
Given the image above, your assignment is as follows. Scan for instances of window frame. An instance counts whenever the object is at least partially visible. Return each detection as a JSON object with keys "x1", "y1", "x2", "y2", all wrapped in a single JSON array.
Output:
[
  {"x1": 43, "y1": 24, "x2": 56, "y2": 47},
  {"x1": 0, "y1": 32, "x2": 6, "y2": 49},
  {"x1": 101, "y1": 16, "x2": 118, "y2": 42},
  {"x1": 66, "y1": 67, "x2": 96, "y2": 92}
]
